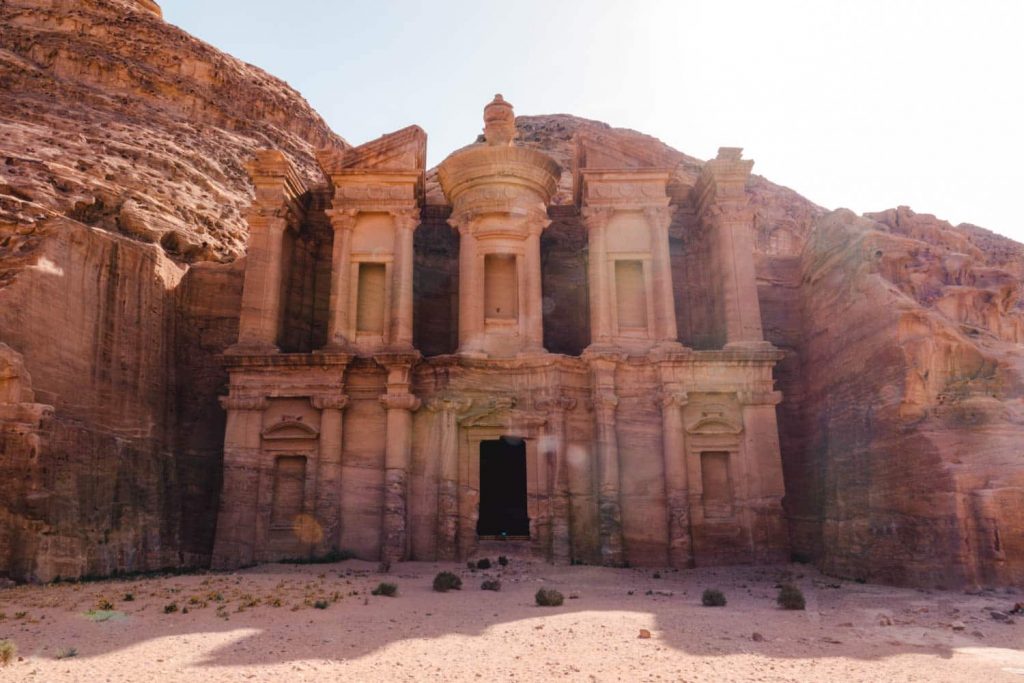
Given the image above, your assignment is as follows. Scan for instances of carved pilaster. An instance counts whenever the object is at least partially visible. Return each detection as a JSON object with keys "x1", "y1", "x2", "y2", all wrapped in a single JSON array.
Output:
[
  {"x1": 378, "y1": 359, "x2": 421, "y2": 563},
  {"x1": 659, "y1": 389, "x2": 692, "y2": 568},
  {"x1": 535, "y1": 391, "x2": 578, "y2": 564},
  {"x1": 324, "y1": 208, "x2": 359, "y2": 349},
  {"x1": 581, "y1": 207, "x2": 615, "y2": 345},
  {"x1": 310, "y1": 393, "x2": 350, "y2": 555},
  {"x1": 426, "y1": 396, "x2": 473, "y2": 560}
]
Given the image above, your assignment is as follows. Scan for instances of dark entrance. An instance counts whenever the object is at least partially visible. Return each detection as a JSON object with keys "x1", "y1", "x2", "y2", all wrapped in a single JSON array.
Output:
[{"x1": 477, "y1": 436, "x2": 529, "y2": 537}]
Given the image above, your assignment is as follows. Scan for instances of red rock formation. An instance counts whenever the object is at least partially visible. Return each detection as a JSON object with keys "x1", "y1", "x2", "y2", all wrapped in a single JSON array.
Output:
[
  {"x1": 1, "y1": 0, "x2": 1020, "y2": 586},
  {"x1": 0, "y1": 0, "x2": 343, "y2": 580}
]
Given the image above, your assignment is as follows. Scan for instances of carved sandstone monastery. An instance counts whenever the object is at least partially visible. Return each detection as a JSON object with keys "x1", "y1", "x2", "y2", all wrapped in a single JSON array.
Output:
[{"x1": 1, "y1": 0, "x2": 1022, "y2": 587}]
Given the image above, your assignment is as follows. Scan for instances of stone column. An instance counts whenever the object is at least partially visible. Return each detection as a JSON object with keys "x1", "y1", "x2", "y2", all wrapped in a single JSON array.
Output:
[
  {"x1": 325, "y1": 208, "x2": 358, "y2": 349},
  {"x1": 737, "y1": 389, "x2": 787, "y2": 562},
  {"x1": 582, "y1": 207, "x2": 613, "y2": 346},
  {"x1": 379, "y1": 361, "x2": 421, "y2": 563},
  {"x1": 523, "y1": 215, "x2": 550, "y2": 352},
  {"x1": 236, "y1": 212, "x2": 288, "y2": 350},
  {"x1": 589, "y1": 355, "x2": 625, "y2": 566},
  {"x1": 211, "y1": 395, "x2": 266, "y2": 569},
  {"x1": 426, "y1": 396, "x2": 472, "y2": 561},
  {"x1": 390, "y1": 209, "x2": 418, "y2": 349},
  {"x1": 697, "y1": 148, "x2": 765, "y2": 347},
  {"x1": 311, "y1": 394, "x2": 348, "y2": 556},
  {"x1": 537, "y1": 392, "x2": 577, "y2": 564},
  {"x1": 645, "y1": 206, "x2": 679, "y2": 343},
  {"x1": 660, "y1": 389, "x2": 692, "y2": 568},
  {"x1": 454, "y1": 219, "x2": 484, "y2": 354}
]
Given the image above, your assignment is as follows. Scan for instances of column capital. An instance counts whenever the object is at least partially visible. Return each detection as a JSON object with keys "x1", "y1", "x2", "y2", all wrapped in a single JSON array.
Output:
[
  {"x1": 659, "y1": 390, "x2": 689, "y2": 408},
  {"x1": 425, "y1": 396, "x2": 474, "y2": 414},
  {"x1": 380, "y1": 392, "x2": 422, "y2": 412},
  {"x1": 389, "y1": 208, "x2": 421, "y2": 232},
  {"x1": 642, "y1": 205, "x2": 673, "y2": 229},
  {"x1": 325, "y1": 208, "x2": 359, "y2": 231},
  {"x1": 580, "y1": 206, "x2": 615, "y2": 229},
  {"x1": 219, "y1": 395, "x2": 267, "y2": 411},
  {"x1": 310, "y1": 394, "x2": 350, "y2": 411},
  {"x1": 588, "y1": 390, "x2": 619, "y2": 412}
]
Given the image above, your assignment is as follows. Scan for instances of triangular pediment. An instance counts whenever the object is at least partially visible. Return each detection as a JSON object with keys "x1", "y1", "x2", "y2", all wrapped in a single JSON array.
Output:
[
  {"x1": 319, "y1": 125, "x2": 426, "y2": 173},
  {"x1": 576, "y1": 129, "x2": 676, "y2": 172}
]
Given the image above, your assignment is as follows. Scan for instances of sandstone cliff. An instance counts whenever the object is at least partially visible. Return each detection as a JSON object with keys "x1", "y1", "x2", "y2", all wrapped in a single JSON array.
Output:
[
  {"x1": 1, "y1": 0, "x2": 1021, "y2": 587},
  {"x1": 0, "y1": 0, "x2": 344, "y2": 580}
]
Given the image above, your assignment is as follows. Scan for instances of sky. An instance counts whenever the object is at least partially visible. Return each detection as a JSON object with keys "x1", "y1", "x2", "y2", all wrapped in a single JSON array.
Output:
[{"x1": 164, "y1": 0, "x2": 1024, "y2": 242}]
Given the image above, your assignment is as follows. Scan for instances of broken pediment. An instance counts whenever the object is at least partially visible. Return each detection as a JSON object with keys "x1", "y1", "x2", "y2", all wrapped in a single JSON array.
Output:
[
  {"x1": 262, "y1": 418, "x2": 319, "y2": 440},
  {"x1": 318, "y1": 125, "x2": 427, "y2": 174}
]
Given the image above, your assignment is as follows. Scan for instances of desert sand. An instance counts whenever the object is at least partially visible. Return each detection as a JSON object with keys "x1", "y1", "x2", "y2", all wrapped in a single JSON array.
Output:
[{"x1": 0, "y1": 548, "x2": 1021, "y2": 682}]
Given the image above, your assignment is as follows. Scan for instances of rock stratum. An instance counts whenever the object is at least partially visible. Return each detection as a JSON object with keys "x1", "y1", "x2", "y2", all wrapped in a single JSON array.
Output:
[{"x1": 1, "y1": 0, "x2": 1021, "y2": 586}]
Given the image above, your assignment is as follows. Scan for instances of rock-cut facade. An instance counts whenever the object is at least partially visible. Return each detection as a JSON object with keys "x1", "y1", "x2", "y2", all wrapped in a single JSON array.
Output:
[{"x1": 212, "y1": 96, "x2": 789, "y2": 569}]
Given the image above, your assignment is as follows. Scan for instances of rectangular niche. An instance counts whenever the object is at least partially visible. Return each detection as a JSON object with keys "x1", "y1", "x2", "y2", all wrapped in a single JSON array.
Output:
[
  {"x1": 700, "y1": 451, "x2": 733, "y2": 519},
  {"x1": 614, "y1": 259, "x2": 647, "y2": 332},
  {"x1": 356, "y1": 262, "x2": 387, "y2": 334},
  {"x1": 271, "y1": 455, "x2": 306, "y2": 528},
  {"x1": 484, "y1": 253, "x2": 518, "y2": 320}
]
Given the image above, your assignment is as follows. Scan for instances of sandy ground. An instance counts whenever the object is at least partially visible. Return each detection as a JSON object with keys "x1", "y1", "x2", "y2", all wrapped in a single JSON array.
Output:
[{"x1": 0, "y1": 551, "x2": 1021, "y2": 682}]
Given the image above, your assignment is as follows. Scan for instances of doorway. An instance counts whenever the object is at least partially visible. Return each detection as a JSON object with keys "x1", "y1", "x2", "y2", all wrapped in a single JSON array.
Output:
[{"x1": 477, "y1": 436, "x2": 529, "y2": 538}]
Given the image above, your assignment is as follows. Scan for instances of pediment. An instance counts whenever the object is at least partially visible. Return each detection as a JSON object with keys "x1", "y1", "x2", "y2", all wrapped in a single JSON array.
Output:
[
  {"x1": 576, "y1": 130, "x2": 677, "y2": 172},
  {"x1": 262, "y1": 419, "x2": 319, "y2": 440},
  {"x1": 319, "y1": 125, "x2": 427, "y2": 174}
]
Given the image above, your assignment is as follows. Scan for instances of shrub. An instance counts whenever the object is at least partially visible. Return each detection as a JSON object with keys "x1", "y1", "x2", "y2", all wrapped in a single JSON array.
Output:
[
  {"x1": 95, "y1": 598, "x2": 114, "y2": 611},
  {"x1": 163, "y1": 602, "x2": 178, "y2": 614},
  {"x1": 476, "y1": 558, "x2": 491, "y2": 569},
  {"x1": 122, "y1": 593, "x2": 134, "y2": 602},
  {"x1": 776, "y1": 584, "x2": 805, "y2": 610},
  {"x1": 371, "y1": 582, "x2": 398, "y2": 597},
  {"x1": 56, "y1": 647, "x2": 78, "y2": 660},
  {"x1": 433, "y1": 572, "x2": 462, "y2": 592},
  {"x1": 481, "y1": 579, "x2": 501, "y2": 592},
  {"x1": 0, "y1": 640, "x2": 16, "y2": 666},
  {"x1": 313, "y1": 599, "x2": 330, "y2": 610},
  {"x1": 498, "y1": 555, "x2": 509, "y2": 567},
  {"x1": 535, "y1": 588, "x2": 564, "y2": 607},
  {"x1": 701, "y1": 589, "x2": 727, "y2": 607}
]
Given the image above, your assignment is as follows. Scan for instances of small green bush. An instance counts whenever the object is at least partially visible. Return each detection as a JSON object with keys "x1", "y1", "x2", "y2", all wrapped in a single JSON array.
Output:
[
  {"x1": 122, "y1": 593, "x2": 134, "y2": 602},
  {"x1": 776, "y1": 583, "x2": 805, "y2": 610},
  {"x1": 701, "y1": 589, "x2": 727, "y2": 607},
  {"x1": 95, "y1": 598, "x2": 114, "y2": 611},
  {"x1": 535, "y1": 588, "x2": 564, "y2": 607},
  {"x1": 497, "y1": 555, "x2": 509, "y2": 567},
  {"x1": 476, "y1": 558, "x2": 491, "y2": 569},
  {"x1": 313, "y1": 599, "x2": 330, "y2": 610},
  {"x1": 163, "y1": 602, "x2": 178, "y2": 614},
  {"x1": 371, "y1": 582, "x2": 398, "y2": 597},
  {"x1": 481, "y1": 579, "x2": 501, "y2": 591},
  {"x1": 0, "y1": 640, "x2": 16, "y2": 666},
  {"x1": 433, "y1": 572, "x2": 462, "y2": 592}
]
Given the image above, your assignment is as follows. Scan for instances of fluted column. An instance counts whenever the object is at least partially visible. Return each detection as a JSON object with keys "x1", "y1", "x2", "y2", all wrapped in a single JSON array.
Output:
[
  {"x1": 645, "y1": 206, "x2": 679, "y2": 343},
  {"x1": 325, "y1": 208, "x2": 358, "y2": 349},
  {"x1": 236, "y1": 212, "x2": 288, "y2": 350},
  {"x1": 582, "y1": 207, "x2": 613, "y2": 346},
  {"x1": 426, "y1": 396, "x2": 473, "y2": 560},
  {"x1": 211, "y1": 395, "x2": 267, "y2": 569},
  {"x1": 660, "y1": 389, "x2": 692, "y2": 567},
  {"x1": 311, "y1": 394, "x2": 349, "y2": 555},
  {"x1": 390, "y1": 209, "x2": 418, "y2": 349},
  {"x1": 537, "y1": 392, "x2": 577, "y2": 564},
  {"x1": 379, "y1": 361, "x2": 421, "y2": 563}
]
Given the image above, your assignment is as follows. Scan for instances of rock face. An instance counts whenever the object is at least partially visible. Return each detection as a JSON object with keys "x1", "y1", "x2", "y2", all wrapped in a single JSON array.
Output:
[
  {"x1": 1, "y1": 0, "x2": 1021, "y2": 586},
  {"x1": 0, "y1": 0, "x2": 343, "y2": 580}
]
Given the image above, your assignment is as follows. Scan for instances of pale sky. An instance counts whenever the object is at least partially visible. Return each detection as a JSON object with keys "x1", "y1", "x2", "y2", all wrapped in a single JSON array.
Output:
[{"x1": 165, "y1": 0, "x2": 1024, "y2": 242}]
